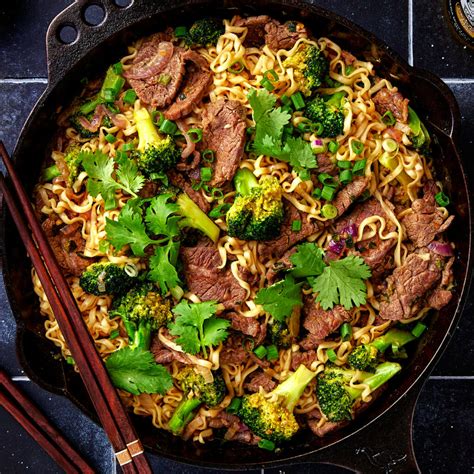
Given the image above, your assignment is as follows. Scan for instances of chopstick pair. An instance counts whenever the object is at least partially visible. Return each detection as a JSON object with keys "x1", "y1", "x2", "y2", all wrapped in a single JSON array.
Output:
[
  {"x1": 0, "y1": 142, "x2": 152, "y2": 474},
  {"x1": 0, "y1": 368, "x2": 94, "y2": 473}
]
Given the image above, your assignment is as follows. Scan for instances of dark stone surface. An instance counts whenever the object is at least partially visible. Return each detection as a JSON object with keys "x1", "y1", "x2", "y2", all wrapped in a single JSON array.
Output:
[
  {"x1": 412, "y1": 0, "x2": 474, "y2": 78},
  {"x1": 0, "y1": 1, "x2": 473, "y2": 473}
]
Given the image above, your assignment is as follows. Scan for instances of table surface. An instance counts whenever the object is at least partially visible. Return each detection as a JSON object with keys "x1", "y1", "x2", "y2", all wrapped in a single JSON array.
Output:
[{"x1": 0, "y1": 1, "x2": 473, "y2": 473}]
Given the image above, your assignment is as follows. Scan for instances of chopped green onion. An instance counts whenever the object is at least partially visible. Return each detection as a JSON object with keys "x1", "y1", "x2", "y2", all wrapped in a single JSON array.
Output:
[
  {"x1": 351, "y1": 140, "x2": 364, "y2": 155},
  {"x1": 260, "y1": 77, "x2": 275, "y2": 91},
  {"x1": 152, "y1": 110, "x2": 164, "y2": 127},
  {"x1": 298, "y1": 169, "x2": 311, "y2": 181},
  {"x1": 281, "y1": 94, "x2": 291, "y2": 105},
  {"x1": 339, "y1": 169, "x2": 353, "y2": 185},
  {"x1": 228, "y1": 60, "x2": 245, "y2": 74},
  {"x1": 266, "y1": 345, "x2": 279, "y2": 361},
  {"x1": 66, "y1": 357, "x2": 75, "y2": 365},
  {"x1": 337, "y1": 160, "x2": 351, "y2": 169},
  {"x1": 435, "y1": 191, "x2": 450, "y2": 207},
  {"x1": 291, "y1": 92, "x2": 305, "y2": 110},
  {"x1": 105, "y1": 133, "x2": 116, "y2": 143},
  {"x1": 158, "y1": 73, "x2": 172, "y2": 86},
  {"x1": 102, "y1": 88, "x2": 115, "y2": 102},
  {"x1": 123, "y1": 89, "x2": 137, "y2": 104},
  {"x1": 321, "y1": 185, "x2": 337, "y2": 201},
  {"x1": 340, "y1": 322, "x2": 352, "y2": 341},
  {"x1": 345, "y1": 65, "x2": 354, "y2": 75},
  {"x1": 352, "y1": 159, "x2": 367, "y2": 176},
  {"x1": 98, "y1": 240, "x2": 110, "y2": 253},
  {"x1": 258, "y1": 439, "x2": 275, "y2": 451},
  {"x1": 200, "y1": 167, "x2": 212, "y2": 182},
  {"x1": 210, "y1": 188, "x2": 224, "y2": 199},
  {"x1": 321, "y1": 204, "x2": 338, "y2": 219},
  {"x1": 312, "y1": 187, "x2": 322, "y2": 198},
  {"x1": 254, "y1": 345, "x2": 267, "y2": 359},
  {"x1": 191, "y1": 180, "x2": 202, "y2": 191},
  {"x1": 174, "y1": 26, "x2": 188, "y2": 38},
  {"x1": 124, "y1": 263, "x2": 138, "y2": 277},
  {"x1": 411, "y1": 322, "x2": 427, "y2": 338},
  {"x1": 112, "y1": 62, "x2": 123, "y2": 75},
  {"x1": 312, "y1": 122, "x2": 324, "y2": 135},
  {"x1": 311, "y1": 140, "x2": 326, "y2": 154},
  {"x1": 245, "y1": 140, "x2": 253, "y2": 152},
  {"x1": 109, "y1": 329, "x2": 120, "y2": 339},
  {"x1": 246, "y1": 126, "x2": 255, "y2": 135},
  {"x1": 79, "y1": 97, "x2": 101, "y2": 115},
  {"x1": 382, "y1": 138, "x2": 399, "y2": 153},
  {"x1": 291, "y1": 220, "x2": 302, "y2": 232},
  {"x1": 202, "y1": 149, "x2": 215, "y2": 163},
  {"x1": 121, "y1": 142, "x2": 135, "y2": 152},
  {"x1": 209, "y1": 203, "x2": 231, "y2": 218},
  {"x1": 281, "y1": 104, "x2": 293, "y2": 115},
  {"x1": 327, "y1": 349, "x2": 337, "y2": 363},
  {"x1": 297, "y1": 122, "x2": 313, "y2": 133},
  {"x1": 226, "y1": 397, "x2": 242, "y2": 414},
  {"x1": 328, "y1": 140, "x2": 340, "y2": 153},
  {"x1": 159, "y1": 119, "x2": 177, "y2": 135},
  {"x1": 318, "y1": 173, "x2": 336, "y2": 186},
  {"x1": 42, "y1": 164, "x2": 61, "y2": 182},
  {"x1": 264, "y1": 69, "x2": 279, "y2": 82},
  {"x1": 187, "y1": 128, "x2": 203, "y2": 143},
  {"x1": 382, "y1": 110, "x2": 396, "y2": 126}
]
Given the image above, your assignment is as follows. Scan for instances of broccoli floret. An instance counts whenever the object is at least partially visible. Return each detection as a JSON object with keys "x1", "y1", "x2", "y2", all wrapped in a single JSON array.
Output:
[
  {"x1": 226, "y1": 168, "x2": 284, "y2": 241},
  {"x1": 304, "y1": 92, "x2": 345, "y2": 138},
  {"x1": 348, "y1": 329, "x2": 416, "y2": 371},
  {"x1": 133, "y1": 107, "x2": 180, "y2": 178},
  {"x1": 79, "y1": 262, "x2": 137, "y2": 296},
  {"x1": 270, "y1": 308, "x2": 301, "y2": 348},
  {"x1": 169, "y1": 367, "x2": 226, "y2": 435},
  {"x1": 316, "y1": 362, "x2": 401, "y2": 422},
  {"x1": 110, "y1": 282, "x2": 173, "y2": 350},
  {"x1": 283, "y1": 44, "x2": 328, "y2": 96},
  {"x1": 239, "y1": 364, "x2": 316, "y2": 442},
  {"x1": 186, "y1": 18, "x2": 224, "y2": 47}
]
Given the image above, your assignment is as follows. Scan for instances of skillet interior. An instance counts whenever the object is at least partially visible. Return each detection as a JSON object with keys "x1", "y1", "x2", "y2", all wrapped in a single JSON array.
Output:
[{"x1": 2, "y1": 0, "x2": 472, "y2": 468}]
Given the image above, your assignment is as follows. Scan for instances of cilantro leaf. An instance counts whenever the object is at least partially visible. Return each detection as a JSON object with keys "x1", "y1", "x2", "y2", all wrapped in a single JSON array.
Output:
[
  {"x1": 82, "y1": 151, "x2": 118, "y2": 210},
  {"x1": 148, "y1": 240, "x2": 181, "y2": 294},
  {"x1": 116, "y1": 158, "x2": 145, "y2": 196},
  {"x1": 169, "y1": 300, "x2": 230, "y2": 356},
  {"x1": 255, "y1": 275, "x2": 303, "y2": 321},
  {"x1": 290, "y1": 243, "x2": 326, "y2": 278},
  {"x1": 310, "y1": 255, "x2": 372, "y2": 310},
  {"x1": 145, "y1": 194, "x2": 180, "y2": 239},
  {"x1": 248, "y1": 88, "x2": 277, "y2": 122},
  {"x1": 105, "y1": 199, "x2": 155, "y2": 256},
  {"x1": 280, "y1": 137, "x2": 317, "y2": 172},
  {"x1": 105, "y1": 347, "x2": 173, "y2": 395}
]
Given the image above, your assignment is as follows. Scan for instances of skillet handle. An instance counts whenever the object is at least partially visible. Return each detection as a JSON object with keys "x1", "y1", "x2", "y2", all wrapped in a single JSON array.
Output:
[
  {"x1": 285, "y1": 378, "x2": 425, "y2": 473},
  {"x1": 45, "y1": 0, "x2": 161, "y2": 87}
]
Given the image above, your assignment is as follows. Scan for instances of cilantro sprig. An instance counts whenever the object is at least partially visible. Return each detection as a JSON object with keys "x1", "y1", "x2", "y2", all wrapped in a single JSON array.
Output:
[
  {"x1": 169, "y1": 301, "x2": 230, "y2": 357},
  {"x1": 105, "y1": 347, "x2": 173, "y2": 395},
  {"x1": 81, "y1": 150, "x2": 144, "y2": 210},
  {"x1": 256, "y1": 243, "x2": 371, "y2": 319},
  {"x1": 248, "y1": 89, "x2": 317, "y2": 175}
]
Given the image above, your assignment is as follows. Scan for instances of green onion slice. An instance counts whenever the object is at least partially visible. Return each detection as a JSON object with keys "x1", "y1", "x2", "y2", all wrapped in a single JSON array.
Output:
[
  {"x1": 352, "y1": 159, "x2": 367, "y2": 176},
  {"x1": 339, "y1": 169, "x2": 353, "y2": 185},
  {"x1": 258, "y1": 439, "x2": 275, "y2": 451},
  {"x1": 382, "y1": 110, "x2": 396, "y2": 126},
  {"x1": 340, "y1": 322, "x2": 353, "y2": 341},
  {"x1": 321, "y1": 203, "x2": 338, "y2": 219},
  {"x1": 263, "y1": 69, "x2": 279, "y2": 82},
  {"x1": 435, "y1": 191, "x2": 450, "y2": 207},
  {"x1": 254, "y1": 345, "x2": 267, "y2": 359},
  {"x1": 112, "y1": 62, "x2": 124, "y2": 74},
  {"x1": 412, "y1": 322, "x2": 427, "y2": 338},
  {"x1": 382, "y1": 138, "x2": 399, "y2": 153},
  {"x1": 327, "y1": 348, "x2": 337, "y2": 363},
  {"x1": 228, "y1": 60, "x2": 245, "y2": 74},
  {"x1": 266, "y1": 345, "x2": 279, "y2": 361},
  {"x1": 318, "y1": 173, "x2": 336, "y2": 186},
  {"x1": 105, "y1": 133, "x2": 116, "y2": 144},
  {"x1": 159, "y1": 119, "x2": 178, "y2": 135},
  {"x1": 291, "y1": 220, "x2": 302, "y2": 232},
  {"x1": 202, "y1": 149, "x2": 215, "y2": 163},
  {"x1": 321, "y1": 185, "x2": 337, "y2": 201},
  {"x1": 351, "y1": 140, "x2": 364, "y2": 155},
  {"x1": 260, "y1": 77, "x2": 275, "y2": 91},
  {"x1": 226, "y1": 397, "x2": 242, "y2": 414},
  {"x1": 187, "y1": 128, "x2": 203, "y2": 143},
  {"x1": 291, "y1": 92, "x2": 305, "y2": 110},
  {"x1": 124, "y1": 263, "x2": 138, "y2": 277},
  {"x1": 209, "y1": 203, "x2": 231, "y2": 218},
  {"x1": 123, "y1": 89, "x2": 137, "y2": 104},
  {"x1": 337, "y1": 160, "x2": 351, "y2": 169},
  {"x1": 200, "y1": 167, "x2": 212, "y2": 182},
  {"x1": 328, "y1": 140, "x2": 340, "y2": 153}
]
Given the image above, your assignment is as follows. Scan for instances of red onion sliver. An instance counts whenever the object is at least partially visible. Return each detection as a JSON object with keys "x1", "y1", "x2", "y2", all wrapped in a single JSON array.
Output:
[
  {"x1": 328, "y1": 239, "x2": 345, "y2": 255},
  {"x1": 427, "y1": 242, "x2": 454, "y2": 257},
  {"x1": 124, "y1": 42, "x2": 174, "y2": 80},
  {"x1": 176, "y1": 119, "x2": 196, "y2": 159},
  {"x1": 342, "y1": 223, "x2": 358, "y2": 238}
]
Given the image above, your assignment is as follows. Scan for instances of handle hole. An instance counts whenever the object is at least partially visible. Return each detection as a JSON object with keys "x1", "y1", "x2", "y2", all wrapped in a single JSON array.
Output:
[
  {"x1": 113, "y1": 0, "x2": 133, "y2": 8},
  {"x1": 82, "y1": 3, "x2": 106, "y2": 26},
  {"x1": 57, "y1": 24, "x2": 79, "y2": 44}
]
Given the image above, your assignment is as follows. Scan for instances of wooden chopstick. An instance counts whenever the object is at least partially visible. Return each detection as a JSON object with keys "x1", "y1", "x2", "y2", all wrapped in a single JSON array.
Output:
[
  {"x1": 0, "y1": 142, "x2": 152, "y2": 474},
  {"x1": 0, "y1": 369, "x2": 94, "y2": 474}
]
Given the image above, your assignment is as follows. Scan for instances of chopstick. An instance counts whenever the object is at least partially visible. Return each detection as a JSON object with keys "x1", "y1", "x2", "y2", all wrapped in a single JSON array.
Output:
[
  {"x1": 0, "y1": 142, "x2": 152, "y2": 474},
  {"x1": 0, "y1": 369, "x2": 94, "y2": 474}
]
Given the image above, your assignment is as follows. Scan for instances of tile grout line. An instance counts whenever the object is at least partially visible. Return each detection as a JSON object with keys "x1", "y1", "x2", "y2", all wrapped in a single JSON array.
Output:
[
  {"x1": 408, "y1": 0, "x2": 414, "y2": 66},
  {"x1": 0, "y1": 78, "x2": 48, "y2": 84},
  {"x1": 442, "y1": 78, "x2": 474, "y2": 84}
]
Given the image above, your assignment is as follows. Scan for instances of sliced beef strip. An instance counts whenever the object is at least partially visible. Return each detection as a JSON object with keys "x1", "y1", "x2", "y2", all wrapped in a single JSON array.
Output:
[
  {"x1": 401, "y1": 180, "x2": 454, "y2": 248},
  {"x1": 150, "y1": 334, "x2": 189, "y2": 365},
  {"x1": 259, "y1": 202, "x2": 322, "y2": 260},
  {"x1": 302, "y1": 296, "x2": 352, "y2": 341},
  {"x1": 427, "y1": 288, "x2": 453, "y2": 310},
  {"x1": 341, "y1": 50, "x2": 357, "y2": 65},
  {"x1": 291, "y1": 350, "x2": 317, "y2": 370},
  {"x1": 244, "y1": 371, "x2": 277, "y2": 393},
  {"x1": 305, "y1": 409, "x2": 346, "y2": 437},
  {"x1": 180, "y1": 240, "x2": 247, "y2": 309},
  {"x1": 42, "y1": 218, "x2": 93, "y2": 277},
  {"x1": 208, "y1": 411, "x2": 240, "y2": 429},
  {"x1": 316, "y1": 152, "x2": 337, "y2": 175},
  {"x1": 373, "y1": 88, "x2": 409, "y2": 123},
  {"x1": 234, "y1": 15, "x2": 270, "y2": 46},
  {"x1": 332, "y1": 176, "x2": 370, "y2": 218},
  {"x1": 128, "y1": 39, "x2": 186, "y2": 108},
  {"x1": 220, "y1": 334, "x2": 249, "y2": 365},
  {"x1": 201, "y1": 99, "x2": 246, "y2": 187},
  {"x1": 138, "y1": 180, "x2": 159, "y2": 198},
  {"x1": 264, "y1": 20, "x2": 308, "y2": 51},
  {"x1": 379, "y1": 249, "x2": 445, "y2": 320},
  {"x1": 227, "y1": 312, "x2": 261, "y2": 338},
  {"x1": 164, "y1": 51, "x2": 212, "y2": 120},
  {"x1": 168, "y1": 169, "x2": 210, "y2": 213}
]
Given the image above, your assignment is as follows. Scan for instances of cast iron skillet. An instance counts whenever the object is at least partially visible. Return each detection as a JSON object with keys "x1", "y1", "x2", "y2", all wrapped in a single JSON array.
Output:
[{"x1": 1, "y1": 0, "x2": 472, "y2": 472}]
